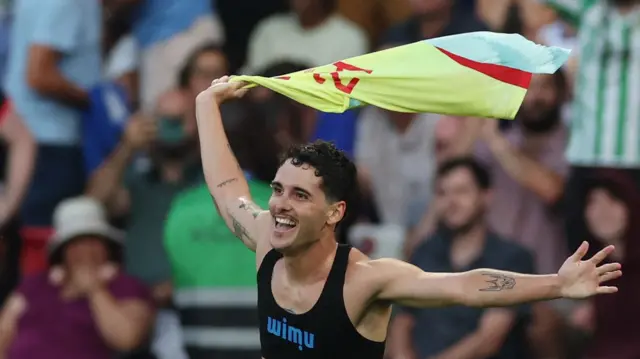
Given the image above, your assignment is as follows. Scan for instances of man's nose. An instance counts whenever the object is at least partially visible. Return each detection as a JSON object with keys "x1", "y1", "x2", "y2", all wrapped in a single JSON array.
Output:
[{"x1": 272, "y1": 196, "x2": 293, "y2": 212}]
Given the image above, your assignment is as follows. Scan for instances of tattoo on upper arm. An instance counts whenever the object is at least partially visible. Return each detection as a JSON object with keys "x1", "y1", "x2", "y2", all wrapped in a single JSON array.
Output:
[
  {"x1": 230, "y1": 213, "x2": 253, "y2": 244},
  {"x1": 479, "y1": 272, "x2": 516, "y2": 292},
  {"x1": 217, "y1": 178, "x2": 238, "y2": 188},
  {"x1": 239, "y1": 200, "x2": 262, "y2": 219}
]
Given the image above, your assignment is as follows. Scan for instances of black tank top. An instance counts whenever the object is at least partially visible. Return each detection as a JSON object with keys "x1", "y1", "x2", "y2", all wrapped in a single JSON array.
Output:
[{"x1": 257, "y1": 244, "x2": 385, "y2": 359}]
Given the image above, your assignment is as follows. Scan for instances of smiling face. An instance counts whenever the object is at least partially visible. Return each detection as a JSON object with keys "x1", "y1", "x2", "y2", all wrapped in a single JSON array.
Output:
[{"x1": 268, "y1": 159, "x2": 346, "y2": 254}]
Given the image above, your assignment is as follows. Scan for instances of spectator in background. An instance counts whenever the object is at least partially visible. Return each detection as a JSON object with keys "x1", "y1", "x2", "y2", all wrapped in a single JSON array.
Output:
[
  {"x1": 4, "y1": 0, "x2": 101, "y2": 274},
  {"x1": 244, "y1": 0, "x2": 368, "y2": 74},
  {"x1": 164, "y1": 111, "x2": 280, "y2": 359},
  {"x1": 381, "y1": 0, "x2": 487, "y2": 47},
  {"x1": 475, "y1": 72, "x2": 569, "y2": 277},
  {"x1": 400, "y1": 115, "x2": 471, "y2": 257},
  {"x1": 0, "y1": 100, "x2": 35, "y2": 306},
  {"x1": 177, "y1": 43, "x2": 229, "y2": 131},
  {"x1": 0, "y1": 196, "x2": 154, "y2": 359},
  {"x1": 540, "y1": 0, "x2": 640, "y2": 256},
  {"x1": 473, "y1": 73, "x2": 570, "y2": 359},
  {"x1": 569, "y1": 171, "x2": 640, "y2": 359},
  {"x1": 355, "y1": 108, "x2": 438, "y2": 227},
  {"x1": 410, "y1": 73, "x2": 570, "y2": 274},
  {"x1": 88, "y1": 91, "x2": 199, "y2": 359},
  {"x1": 388, "y1": 158, "x2": 533, "y2": 359},
  {"x1": 84, "y1": 44, "x2": 227, "y2": 184},
  {"x1": 108, "y1": 0, "x2": 224, "y2": 112}
]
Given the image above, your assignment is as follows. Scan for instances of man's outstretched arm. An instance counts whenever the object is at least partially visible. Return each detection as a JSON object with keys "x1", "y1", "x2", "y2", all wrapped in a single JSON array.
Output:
[
  {"x1": 195, "y1": 76, "x2": 270, "y2": 251},
  {"x1": 372, "y1": 242, "x2": 621, "y2": 308}
]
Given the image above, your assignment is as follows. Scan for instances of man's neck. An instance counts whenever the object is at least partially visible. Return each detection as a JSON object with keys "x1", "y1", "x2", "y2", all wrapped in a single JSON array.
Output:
[{"x1": 283, "y1": 236, "x2": 338, "y2": 285}]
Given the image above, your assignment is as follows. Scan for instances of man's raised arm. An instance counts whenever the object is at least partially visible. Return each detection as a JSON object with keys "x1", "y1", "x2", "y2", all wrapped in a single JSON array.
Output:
[
  {"x1": 195, "y1": 76, "x2": 269, "y2": 252},
  {"x1": 371, "y1": 242, "x2": 621, "y2": 308}
]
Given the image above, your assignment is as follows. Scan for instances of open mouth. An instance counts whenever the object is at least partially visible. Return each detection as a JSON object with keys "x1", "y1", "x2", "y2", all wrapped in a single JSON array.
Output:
[{"x1": 274, "y1": 216, "x2": 298, "y2": 232}]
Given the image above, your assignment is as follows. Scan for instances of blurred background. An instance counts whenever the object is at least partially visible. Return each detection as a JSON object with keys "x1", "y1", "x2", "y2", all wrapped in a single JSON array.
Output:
[{"x1": 0, "y1": 0, "x2": 638, "y2": 358}]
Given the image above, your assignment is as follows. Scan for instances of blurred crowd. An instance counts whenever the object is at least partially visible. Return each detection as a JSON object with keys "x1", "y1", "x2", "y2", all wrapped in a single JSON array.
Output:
[{"x1": 0, "y1": 0, "x2": 638, "y2": 359}]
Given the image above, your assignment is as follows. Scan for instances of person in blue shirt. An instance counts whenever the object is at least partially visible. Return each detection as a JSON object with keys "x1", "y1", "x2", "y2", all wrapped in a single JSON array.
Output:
[
  {"x1": 4, "y1": 0, "x2": 101, "y2": 273},
  {"x1": 83, "y1": 82, "x2": 133, "y2": 178}
]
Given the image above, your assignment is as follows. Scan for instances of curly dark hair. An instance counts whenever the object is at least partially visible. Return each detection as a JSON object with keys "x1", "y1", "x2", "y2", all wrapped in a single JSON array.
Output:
[{"x1": 279, "y1": 140, "x2": 359, "y2": 225}]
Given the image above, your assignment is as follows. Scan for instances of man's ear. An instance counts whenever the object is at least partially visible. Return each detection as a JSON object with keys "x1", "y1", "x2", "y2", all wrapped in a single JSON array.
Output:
[{"x1": 327, "y1": 201, "x2": 346, "y2": 225}]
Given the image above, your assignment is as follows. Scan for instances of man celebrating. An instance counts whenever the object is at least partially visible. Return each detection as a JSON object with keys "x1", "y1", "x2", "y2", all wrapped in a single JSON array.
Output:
[{"x1": 195, "y1": 76, "x2": 622, "y2": 359}]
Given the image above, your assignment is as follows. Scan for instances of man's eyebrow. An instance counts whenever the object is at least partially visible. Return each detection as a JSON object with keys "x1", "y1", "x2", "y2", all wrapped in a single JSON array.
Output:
[{"x1": 270, "y1": 182, "x2": 313, "y2": 197}]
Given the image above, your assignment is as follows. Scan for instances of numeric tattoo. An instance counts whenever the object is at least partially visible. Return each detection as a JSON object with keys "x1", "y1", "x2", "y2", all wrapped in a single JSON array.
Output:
[{"x1": 479, "y1": 272, "x2": 516, "y2": 292}]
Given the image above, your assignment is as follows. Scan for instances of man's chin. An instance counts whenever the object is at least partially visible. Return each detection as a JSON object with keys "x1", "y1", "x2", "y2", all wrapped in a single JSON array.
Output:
[{"x1": 270, "y1": 229, "x2": 297, "y2": 250}]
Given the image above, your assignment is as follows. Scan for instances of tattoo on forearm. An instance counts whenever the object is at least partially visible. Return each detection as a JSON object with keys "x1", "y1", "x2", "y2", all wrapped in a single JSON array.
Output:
[
  {"x1": 479, "y1": 272, "x2": 516, "y2": 292},
  {"x1": 239, "y1": 200, "x2": 262, "y2": 219},
  {"x1": 217, "y1": 178, "x2": 238, "y2": 188}
]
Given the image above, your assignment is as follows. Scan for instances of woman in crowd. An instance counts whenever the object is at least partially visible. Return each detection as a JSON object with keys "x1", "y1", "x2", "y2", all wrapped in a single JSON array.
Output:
[
  {"x1": 571, "y1": 170, "x2": 640, "y2": 359},
  {"x1": 0, "y1": 196, "x2": 154, "y2": 359}
]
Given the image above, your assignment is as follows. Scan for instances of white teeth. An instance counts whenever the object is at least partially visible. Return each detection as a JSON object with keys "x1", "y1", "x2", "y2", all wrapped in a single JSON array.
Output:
[{"x1": 275, "y1": 217, "x2": 296, "y2": 226}]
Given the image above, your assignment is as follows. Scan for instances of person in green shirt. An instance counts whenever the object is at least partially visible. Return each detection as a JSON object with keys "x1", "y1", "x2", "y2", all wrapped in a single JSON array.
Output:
[{"x1": 164, "y1": 102, "x2": 280, "y2": 359}]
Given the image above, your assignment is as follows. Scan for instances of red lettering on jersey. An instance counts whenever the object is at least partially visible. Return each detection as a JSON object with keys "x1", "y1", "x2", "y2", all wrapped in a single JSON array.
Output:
[
  {"x1": 312, "y1": 61, "x2": 373, "y2": 94},
  {"x1": 313, "y1": 73, "x2": 326, "y2": 84}
]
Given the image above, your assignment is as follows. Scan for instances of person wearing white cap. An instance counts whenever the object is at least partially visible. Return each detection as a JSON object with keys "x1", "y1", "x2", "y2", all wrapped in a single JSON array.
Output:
[{"x1": 0, "y1": 196, "x2": 154, "y2": 359}]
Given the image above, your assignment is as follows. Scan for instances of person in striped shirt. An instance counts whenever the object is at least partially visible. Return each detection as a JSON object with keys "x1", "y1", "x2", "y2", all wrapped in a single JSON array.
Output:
[{"x1": 542, "y1": 0, "x2": 640, "y2": 253}]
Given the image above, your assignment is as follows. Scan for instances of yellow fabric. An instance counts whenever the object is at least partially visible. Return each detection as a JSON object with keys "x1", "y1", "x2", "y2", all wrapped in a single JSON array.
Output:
[{"x1": 233, "y1": 41, "x2": 527, "y2": 119}]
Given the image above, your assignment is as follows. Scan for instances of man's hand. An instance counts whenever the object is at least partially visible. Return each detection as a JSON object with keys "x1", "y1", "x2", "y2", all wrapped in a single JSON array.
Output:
[
  {"x1": 558, "y1": 241, "x2": 622, "y2": 298},
  {"x1": 195, "y1": 76, "x2": 248, "y2": 105},
  {"x1": 69, "y1": 264, "x2": 117, "y2": 296},
  {"x1": 123, "y1": 113, "x2": 156, "y2": 150}
]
